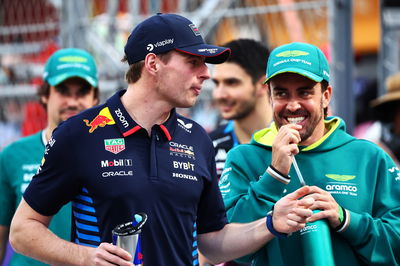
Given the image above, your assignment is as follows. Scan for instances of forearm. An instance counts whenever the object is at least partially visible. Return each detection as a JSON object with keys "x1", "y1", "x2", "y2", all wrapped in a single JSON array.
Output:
[
  {"x1": 10, "y1": 215, "x2": 91, "y2": 265},
  {"x1": 10, "y1": 199, "x2": 92, "y2": 265},
  {"x1": 209, "y1": 186, "x2": 314, "y2": 264},
  {"x1": 198, "y1": 218, "x2": 272, "y2": 264},
  {"x1": 222, "y1": 165, "x2": 286, "y2": 223},
  {"x1": 0, "y1": 225, "x2": 9, "y2": 263}
]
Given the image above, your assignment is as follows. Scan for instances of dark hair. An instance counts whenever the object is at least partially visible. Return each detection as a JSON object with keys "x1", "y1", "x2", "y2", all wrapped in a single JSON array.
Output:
[
  {"x1": 321, "y1": 80, "x2": 329, "y2": 118},
  {"x1": 222, "y1": 39, "x2": 269, "y2": 84},
  {"x1": 122, "y1": 51, "x2": 173, "y2": 84},
  {"x1": 37, "y1": 80, "x2": 99, "y2": 109}
]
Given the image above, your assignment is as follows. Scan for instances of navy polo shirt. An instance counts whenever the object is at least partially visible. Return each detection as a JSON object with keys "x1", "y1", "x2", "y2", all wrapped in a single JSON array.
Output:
[
  {"x1": 209, "y1": 121, "x2": 239, "y2": 179},
  {"x1": 24, "y1": 90, "x2": 228, "y2": 266}
]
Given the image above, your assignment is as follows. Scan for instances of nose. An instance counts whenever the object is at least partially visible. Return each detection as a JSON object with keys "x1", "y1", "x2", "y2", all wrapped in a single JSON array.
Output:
[
  {"x1": 199, "y1": 63, "x2": 210, "y2": 81},
  {"x1": 286, "y1": 99, "x2": 301, "y2": 112},
  {"x1": 65, "y1": 94, "x2": 80, "y2": 107},
  {"x1": 213, "y1": 83, "x2": 228, "y2": 101}
]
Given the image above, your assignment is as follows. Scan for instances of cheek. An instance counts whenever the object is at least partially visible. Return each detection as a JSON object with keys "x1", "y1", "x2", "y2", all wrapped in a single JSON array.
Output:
[
  {"x1": 212, "y1": 88, "x2": 222, "y2": 99},
  {"x1": 272, "y1": 101, "x2": 284, "y2": 112},
  {"x1": 79, "y1": 96, "x2": 97, "y2": 107}
]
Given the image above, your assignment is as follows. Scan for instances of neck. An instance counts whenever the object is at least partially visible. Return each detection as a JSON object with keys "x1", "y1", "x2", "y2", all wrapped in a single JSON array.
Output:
[
  {"x1": 234, "y1": 100, "x2": 272, "y2": 144},
  {"x1": 44, "y1": 125, "x2": 55, "y2": 142},
  {"x1": 121, "y1": 84, "x2": 171, "y2": 134}
]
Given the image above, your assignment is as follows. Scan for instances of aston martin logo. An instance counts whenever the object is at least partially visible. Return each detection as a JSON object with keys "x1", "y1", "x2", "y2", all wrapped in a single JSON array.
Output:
[
  {"x1": 276, "y1": 50, "x2": 309, "y2": 57},
  {"x1": 325, "y1": 174, "x2": 356, "y2": 182}
]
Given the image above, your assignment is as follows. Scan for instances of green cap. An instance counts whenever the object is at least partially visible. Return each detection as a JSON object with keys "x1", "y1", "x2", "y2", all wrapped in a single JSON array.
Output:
[
  {"x1": 265, "y1": 42, "x2": 329, "y2": 83},
  {"x1": 43, "y1": 48, "x2": 98, "y2": 87}
]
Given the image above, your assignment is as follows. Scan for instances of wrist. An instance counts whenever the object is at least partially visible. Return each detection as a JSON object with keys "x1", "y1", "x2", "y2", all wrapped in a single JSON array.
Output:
[
  {"x1": 334, "y1": 205, "x2": 349, "y2": 232},
  {"x1": 266, "y1": 208, "x2": 288, "y2": 238},
  {"x1": 267, "y1": 165, "x2": 290, "y2": 184}
]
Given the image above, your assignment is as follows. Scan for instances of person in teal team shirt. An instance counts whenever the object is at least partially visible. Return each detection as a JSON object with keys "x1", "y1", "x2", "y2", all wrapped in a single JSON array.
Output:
[
  {"x1": 0, "y1": 48, "x2": 99, "y2": 265},
  {"x1": 219, "y1": 42, "x2": 400, "y2": 265}
]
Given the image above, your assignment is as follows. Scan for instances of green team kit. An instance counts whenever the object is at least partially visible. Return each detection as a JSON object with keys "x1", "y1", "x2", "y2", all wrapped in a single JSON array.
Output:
[
  {"x1": 219, "y1": 117, "x2": 400, "y2": 265},
  {"x1": 0, "y1": 131, "x2": 71, "y2": 266}
]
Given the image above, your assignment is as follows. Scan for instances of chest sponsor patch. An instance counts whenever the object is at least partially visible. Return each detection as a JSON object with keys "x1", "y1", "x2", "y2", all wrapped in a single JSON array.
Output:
[
  {"x1": 177, "y1": 118, "x2": 192, "y2": 133},
  {"x1": 172, "y1": 161, "x2": 195, "y2": 171},
  {"x1": 172, "y1": 172, "x2": 198, "y2": 181},
  {"x1": 104, "y1": 138, "x2": 125, "y2": 154},
  {"x1": 324, "y1": 173, "x2": 358, "y2": 196},
  {"x1": 102, "y1": 170, "x2": 133, "y2": 178},
  {"x1": 101, "y1": 159, "x2": 132, "y2": 167},
  {"x1": 169, "y1": 141, "x2": 195, "y2": 159}
]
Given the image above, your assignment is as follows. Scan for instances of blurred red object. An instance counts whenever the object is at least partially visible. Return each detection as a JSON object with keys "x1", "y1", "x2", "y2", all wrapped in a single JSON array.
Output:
[{"x1": 21, "y1": 101, "x2": 47, "y2": 136}]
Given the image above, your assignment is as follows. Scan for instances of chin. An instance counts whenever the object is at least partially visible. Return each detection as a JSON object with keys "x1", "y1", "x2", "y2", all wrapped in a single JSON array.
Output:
[
  {"x1": 221, "y1": 114, "x2": 234, "y2": 121},
  {"x1": 61, "y1": 114, "x2": 75, "y2": 121}
]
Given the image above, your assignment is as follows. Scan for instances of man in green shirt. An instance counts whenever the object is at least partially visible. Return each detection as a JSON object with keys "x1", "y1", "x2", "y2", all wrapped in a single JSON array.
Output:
[
  {"x1": 0, "y1": 48, "x2": 99, "y2": 265},
  {"x1": 220, "y1": 42, "x2": 400, "y2": 265}
]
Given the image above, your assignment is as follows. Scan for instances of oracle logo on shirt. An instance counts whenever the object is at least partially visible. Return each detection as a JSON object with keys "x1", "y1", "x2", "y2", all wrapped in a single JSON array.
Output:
[{"x1": 169, "y1": 141, "x2": 195, "y2": 159}]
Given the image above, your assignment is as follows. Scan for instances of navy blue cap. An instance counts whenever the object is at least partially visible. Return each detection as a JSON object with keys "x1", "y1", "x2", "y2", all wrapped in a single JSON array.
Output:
[{"x1": 124, "y1": 13, "x2": 231, "y2": 64}]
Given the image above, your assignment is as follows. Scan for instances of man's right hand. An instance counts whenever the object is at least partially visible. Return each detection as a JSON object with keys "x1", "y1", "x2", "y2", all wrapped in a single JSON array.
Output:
[
  {"x1": 271, "y1": 124, "x2": 302, "y2": 175},
  {"x1": 85, "y1": 243, "x2": 133, "y2": 266},
  {"x1": 272, "y1": 186, "x2": 314, "y2": 234}
]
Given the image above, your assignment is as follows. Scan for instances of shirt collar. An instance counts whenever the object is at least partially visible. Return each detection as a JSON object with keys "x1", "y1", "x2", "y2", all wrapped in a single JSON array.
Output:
[
  {"x1": 106, "y1": 90, "x2": 176, "y2": 140},
  {"x1": 223, "y1": 120, "x2": 235, "y2": 134}
]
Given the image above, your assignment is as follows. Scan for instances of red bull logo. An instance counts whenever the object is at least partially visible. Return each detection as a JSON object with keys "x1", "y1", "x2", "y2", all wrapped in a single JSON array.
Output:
[{"x1": 83, "y1": 107, "x2": 115, "y2": 133}]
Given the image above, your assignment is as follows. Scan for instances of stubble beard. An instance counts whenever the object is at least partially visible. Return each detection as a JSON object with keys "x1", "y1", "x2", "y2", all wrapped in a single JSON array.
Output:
[{"x1": 274, "y1": 99, "x2": 324, "y2": 143}]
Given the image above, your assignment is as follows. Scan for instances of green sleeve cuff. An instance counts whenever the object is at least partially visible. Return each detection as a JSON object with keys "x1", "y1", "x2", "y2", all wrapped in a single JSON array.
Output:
[
  {"x1": 250, "y1": 170, "x2": 288, "y2": 202},
  {"x1": 337, "y1": 209, "x2": 359, "y2": 237}
]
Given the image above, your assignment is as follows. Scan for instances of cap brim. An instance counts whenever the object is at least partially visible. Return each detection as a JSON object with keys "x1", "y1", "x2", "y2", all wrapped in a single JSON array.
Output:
[
  {"x1": 47, "y1": 72, "x2": 98, "y2": 87},
  {"x1": 263, "y1": 68, "x2": 323, "y2": 84},
  {"x1": 176, "y1": 44, "x2": 231, "y2": 64},
  {"x1": 370, "y1": 90, "x2": 400, "y2": 108}
]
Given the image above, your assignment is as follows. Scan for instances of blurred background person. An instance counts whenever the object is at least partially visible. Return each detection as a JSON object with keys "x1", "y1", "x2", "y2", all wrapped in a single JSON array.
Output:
[
  {"x1": 202, "y1": 39, "x2": 272, "y2": 266},
  {"x1": 209, "y1": 39, "x2": 272, "y2": 180},
  {"x1": 359, "y1": 72, "x2": 400, "y2": 165},
  {"x1": 0, "y1": 48, "x2": 99, "y2": 266}
]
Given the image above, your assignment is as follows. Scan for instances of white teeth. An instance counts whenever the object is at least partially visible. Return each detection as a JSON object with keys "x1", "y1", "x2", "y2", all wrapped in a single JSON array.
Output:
[{"x1": 288, "y1": 117, "x2": 305, "y2": 124}]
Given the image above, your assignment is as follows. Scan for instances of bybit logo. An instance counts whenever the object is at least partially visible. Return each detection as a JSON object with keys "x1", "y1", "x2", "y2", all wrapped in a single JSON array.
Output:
[{"x1": 173, "y1": 161, "x2": 195, "y2": 171}]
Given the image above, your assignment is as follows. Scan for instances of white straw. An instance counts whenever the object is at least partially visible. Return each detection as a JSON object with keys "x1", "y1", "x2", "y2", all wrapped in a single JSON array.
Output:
[{"x1": 292, "y1": 156, "x2": 306, "y2": 186}]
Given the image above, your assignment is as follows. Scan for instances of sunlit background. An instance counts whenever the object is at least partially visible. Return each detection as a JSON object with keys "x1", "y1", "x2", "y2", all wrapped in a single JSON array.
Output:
[{"x1": 0, "y1": 0, "x2": 399, "y2": 150}]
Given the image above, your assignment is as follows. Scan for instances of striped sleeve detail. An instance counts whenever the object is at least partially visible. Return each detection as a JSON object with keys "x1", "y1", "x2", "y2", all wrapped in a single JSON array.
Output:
[
  {"x1": 336, "y1": 208, "x2": 350, "y2": 233},
  {"x1": 267, "y1": 165, "x2": 290, "y2": 184}
]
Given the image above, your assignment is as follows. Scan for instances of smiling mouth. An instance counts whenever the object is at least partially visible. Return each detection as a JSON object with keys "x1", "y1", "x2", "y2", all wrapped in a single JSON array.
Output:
[
  {"x1": 287, "y1": 116, "x2": 305, "y2": 124},
  {"x1": 61, "y1": 109, "x2": 79, "y2": 117},
  {"x1": 219, "y1": 100, "x2": 234, "y2": 108}
]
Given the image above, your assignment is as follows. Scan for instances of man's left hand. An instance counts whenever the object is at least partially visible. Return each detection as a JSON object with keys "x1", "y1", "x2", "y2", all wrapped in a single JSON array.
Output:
[{"x1": 303, "y1": 186, "x2": 341, "y2": 228}]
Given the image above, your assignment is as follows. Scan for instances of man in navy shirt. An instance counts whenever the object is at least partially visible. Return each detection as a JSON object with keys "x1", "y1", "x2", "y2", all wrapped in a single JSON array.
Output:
[{"x1": 10, "y1": 14, "x2": 315, "y2": 266}]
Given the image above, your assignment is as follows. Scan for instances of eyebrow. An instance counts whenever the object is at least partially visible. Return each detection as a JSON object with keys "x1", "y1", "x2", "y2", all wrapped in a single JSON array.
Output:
[
  {"x1": 297, "y1": 86, "x2": 315, "y2": 90},
  {"x1": 272, "y1": 85, "x2": 315, "y2": 91},
  {"x1": 55, "y1": 82, "x2": 92, "y2": 93}
]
